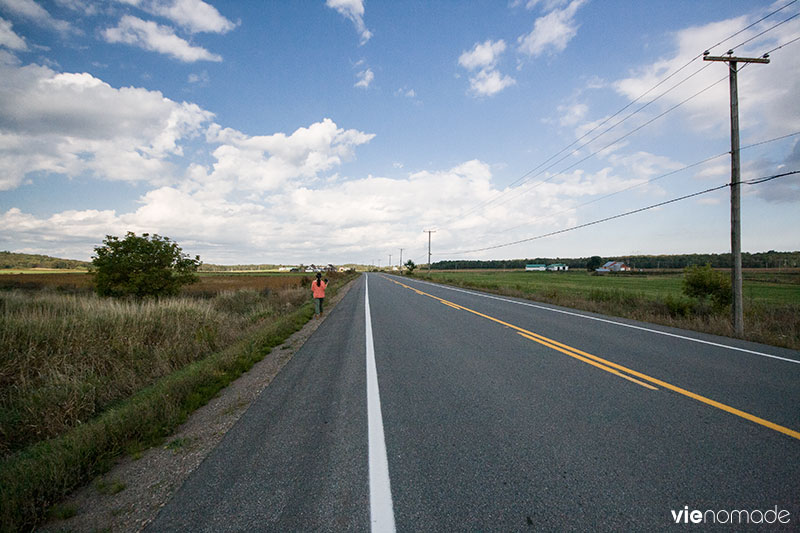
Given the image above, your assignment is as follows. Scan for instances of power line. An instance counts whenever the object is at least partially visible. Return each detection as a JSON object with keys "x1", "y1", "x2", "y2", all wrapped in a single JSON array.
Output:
[
  {"x1": 436, "y1": 1, "x2": 799, "y2": 229},
  {"x1": 727, "y1": 11, "x2": 800, "y2": 53},
  {"x1": 439, "y1": 170, "x2": 799, "y2": 256},
  {"x1": 482, "y1": 131, "x2": 800, "y2": 238}
]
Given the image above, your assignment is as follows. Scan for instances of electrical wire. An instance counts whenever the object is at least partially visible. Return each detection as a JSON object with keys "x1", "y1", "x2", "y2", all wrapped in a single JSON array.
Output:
[
  {"x1": 436, "y1": 1, "x2": 799, "y2": 229},
  {"x1": 439, "y1": 170, "x2": 799, "y2": 256},
  {"x1": 485, "y1": 131, "x2": 800, "y2": 237}
]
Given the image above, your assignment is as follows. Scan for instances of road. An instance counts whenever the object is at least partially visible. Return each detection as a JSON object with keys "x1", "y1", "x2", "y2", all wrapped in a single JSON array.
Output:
[{"x1": 148, "y1": 273, "x2": 800, "y2": 531}]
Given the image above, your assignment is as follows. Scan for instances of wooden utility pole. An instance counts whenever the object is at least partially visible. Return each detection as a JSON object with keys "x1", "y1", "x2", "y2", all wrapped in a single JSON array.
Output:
[
  {"x1": 703, "y1": 50, "x2": 769, "y2": 336},
  {"x1": 423, "y1": 230, "x2": 436, "y2": 271}
]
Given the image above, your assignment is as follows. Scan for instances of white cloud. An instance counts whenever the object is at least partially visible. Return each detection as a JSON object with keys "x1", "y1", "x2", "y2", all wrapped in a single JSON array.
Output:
[
  {"x1": 326, "y1": 0, "x2": 372, "y2": 45},
  {"x1": 0, "y1": 16, "x2": 26, "y2": 50},
  {"x1": 201, "y1": 118, "x2": 375, "y2": 193},
  {"x1": 467, "y1": 68, "x2": 516, "y2": 97},
  {"x1": 120, "y1": 0, "x2": 236, "y2": 34},
  {"x1": 517, "y1": 0, "x2": 586, "y2": 57},
  {"x1": 355, "y1": 67, "x2": 374, "y2": 88},
  {"x1": 458, "y1": 39, "x2": 516, "y2": 97},
  {"x1": 613, "y1": 11, "x2": 800, "y2": 140},
  {"x1": 103, "y1": 15, "x2": 222, "y2": 62},
  {"x1": 557, "y1": 102, "x2": 588, "y2": 126},
  {"x1": 0, "y1": 0, "x2": 74, "y2": 34},
  {"x1": 458, "y1": 39, "x2": 506, "y2": 71},
  {"x1": 0, "y1": 59, "x2": 214, "y2": 190}
]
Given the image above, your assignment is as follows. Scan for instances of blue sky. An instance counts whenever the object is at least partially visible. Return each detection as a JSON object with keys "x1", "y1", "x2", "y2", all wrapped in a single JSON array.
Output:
[{"x1": 0, "y1": 0, "x2": 798, "y2": 266}]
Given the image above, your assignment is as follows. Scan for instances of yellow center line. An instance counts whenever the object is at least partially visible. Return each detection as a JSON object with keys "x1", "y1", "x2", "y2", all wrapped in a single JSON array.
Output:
[
  {"x1": 382, "y1": 276, "x2": 800, "y2": 441},
  {"x1": 516, "y1": 332, "x2": 658, "y2": 390}
]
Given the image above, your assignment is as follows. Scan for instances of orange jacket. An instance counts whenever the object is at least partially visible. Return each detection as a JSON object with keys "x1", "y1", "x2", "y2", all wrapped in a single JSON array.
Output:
[{"x1": 312, "y1": 279, "x2": 327, "y2": 298}]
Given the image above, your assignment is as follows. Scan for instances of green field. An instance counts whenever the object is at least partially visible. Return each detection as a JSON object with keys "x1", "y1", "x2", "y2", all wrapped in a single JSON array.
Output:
[
  {"x1": 414, "y1": 269, "x2": 799, "y2": 350},
  {"x1": 421, "y1": 269, "x2": 799, "y2": 305}
]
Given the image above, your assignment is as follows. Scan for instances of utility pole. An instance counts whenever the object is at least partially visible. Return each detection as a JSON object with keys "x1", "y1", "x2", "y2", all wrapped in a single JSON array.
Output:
[
  {"x1": 389, "y1": 254, "x2": 392, "y2": 269},
  {"x1": 423, "y1": 230, "x2": 436, "y2": 271},
  {"x1": 399, "y1": 248, "x2": 404, "y2": 269},
  {"x1": 703, "y1": 50, "x2": 769, "y2": 337}
]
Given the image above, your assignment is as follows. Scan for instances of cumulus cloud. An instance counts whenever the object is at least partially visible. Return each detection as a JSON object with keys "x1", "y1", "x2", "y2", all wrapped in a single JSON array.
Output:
[
  {"x1": 103, "y1": 15, "x2": 222, "y2": 62},
  {"x1": 517, "y1": 0, "x2": 586, "y2": 57},
  {"x1": 326, "y1": 0, "x2": 372, "y2": 45},
  {"x1": 458, "y1": 39, "x2": 515, "y2": 97},
  {"x1": 201, "y1": 118, "x2": 375, "y2": 193},
  {"x1": 0, "y1": 59, "x2": 214, "y2": 190},
  {"x1": 0, "y1": 17, "x2": 26, "y2": 50}
]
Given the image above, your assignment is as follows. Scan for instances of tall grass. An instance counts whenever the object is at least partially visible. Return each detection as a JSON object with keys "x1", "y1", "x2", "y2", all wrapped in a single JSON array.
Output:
[
  {"x1": 0, "y1": 286, "x2": 307, "y2": 456},
  {"x1": 0, "y1": 272, "x2": 356, "y2": 531}
]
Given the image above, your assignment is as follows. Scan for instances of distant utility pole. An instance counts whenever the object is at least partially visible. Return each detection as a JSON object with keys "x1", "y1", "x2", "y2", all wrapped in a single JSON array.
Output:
[
  {"x1": 704, "y1": 50, "x2": 769, "y2": 336},
  {"x1": 389, "y1": 254, "x2": 392, "y2": 268},
  {"x1": 423, "y1": 230, "x2": 436, "y2": 271},
  {"x1": 399, "y1": 248, "x2": 404, "y2": 269}
]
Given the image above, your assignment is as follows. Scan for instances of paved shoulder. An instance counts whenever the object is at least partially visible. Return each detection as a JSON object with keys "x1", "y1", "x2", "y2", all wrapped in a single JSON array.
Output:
[{"x1": 147, "y1": 278, "x2": 369, "y2": 532}]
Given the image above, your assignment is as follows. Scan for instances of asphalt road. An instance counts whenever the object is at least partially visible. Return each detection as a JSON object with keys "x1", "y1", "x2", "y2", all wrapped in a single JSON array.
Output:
[{"x1": 148, "y1": 273, "x2": 800, "y2": 531}]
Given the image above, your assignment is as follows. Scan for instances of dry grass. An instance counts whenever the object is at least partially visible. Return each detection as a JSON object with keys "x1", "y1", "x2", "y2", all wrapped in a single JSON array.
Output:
[{"x1": 0, "y1": 273, "x2": 321, "y2": 457}]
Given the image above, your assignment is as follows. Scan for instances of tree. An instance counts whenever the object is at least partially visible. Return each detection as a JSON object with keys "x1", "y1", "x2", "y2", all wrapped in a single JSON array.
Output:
[
  {"x1": 404, "y1": 259, "x2": 416, "y2": 274},
  {"x1": 586, "y1": 256, "x2": 603, "y2": 271},
  {"x1": 682, "y1": 264, "x2": 732, "y2": 310},
  {"x1": 92, "y1": 232, "x2": 201, "y2": 297}
]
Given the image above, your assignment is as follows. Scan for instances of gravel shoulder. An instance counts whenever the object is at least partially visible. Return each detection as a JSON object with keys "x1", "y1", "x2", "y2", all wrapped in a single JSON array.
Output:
[{"x1": 38, "y1": 278, "x2": 358, "y2": 533}]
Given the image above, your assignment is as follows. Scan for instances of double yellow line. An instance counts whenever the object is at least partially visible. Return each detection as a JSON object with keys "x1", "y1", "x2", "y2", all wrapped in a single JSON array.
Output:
[{"x1": 385, "y1": 276, "x2": 800, "y2": 441}]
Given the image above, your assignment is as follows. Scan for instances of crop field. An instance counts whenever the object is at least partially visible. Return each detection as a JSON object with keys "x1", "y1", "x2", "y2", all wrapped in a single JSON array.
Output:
[{"x1": 415, "y1": 269, "x2": 800, "y2": 350}]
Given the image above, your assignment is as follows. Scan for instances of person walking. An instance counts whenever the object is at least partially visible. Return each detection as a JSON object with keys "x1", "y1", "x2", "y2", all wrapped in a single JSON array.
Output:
[{"x1": 312, "y1": 272, "x2": 328, "y2": 318}]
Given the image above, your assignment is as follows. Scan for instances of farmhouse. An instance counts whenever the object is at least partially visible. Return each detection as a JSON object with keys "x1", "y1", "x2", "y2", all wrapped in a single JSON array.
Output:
[
  {"x1": 525, "y1": 264, "x2": 546, "y2": 271},
  {"x1": 596, "y1": 261, "x2": 630, "y2": 273},
  {"x1": 547, "y1": 263, "x2": 569, "y2": 271}
]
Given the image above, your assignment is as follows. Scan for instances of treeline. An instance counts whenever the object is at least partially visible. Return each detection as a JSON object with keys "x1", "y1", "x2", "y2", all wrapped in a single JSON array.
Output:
[
  {"x1": 432, "y1": 251, "x2": 800, "y2": 270},
  {"x1": 0, "y1": 252, "x2": 89, "y2": 270}
]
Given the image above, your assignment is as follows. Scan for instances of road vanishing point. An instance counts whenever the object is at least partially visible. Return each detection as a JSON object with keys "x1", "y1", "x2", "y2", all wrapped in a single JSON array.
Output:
[{"x1": 148, "y1": 273, "x2": 800, "y2": 531}]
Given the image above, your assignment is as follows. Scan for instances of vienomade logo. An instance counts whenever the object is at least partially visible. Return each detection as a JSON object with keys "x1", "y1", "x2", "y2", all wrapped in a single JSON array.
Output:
[{"x1": 671, "y1": 506, "x2": 791, "y2": 525}]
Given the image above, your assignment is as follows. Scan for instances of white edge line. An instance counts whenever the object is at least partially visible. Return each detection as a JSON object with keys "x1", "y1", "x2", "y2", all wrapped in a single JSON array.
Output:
[
  {"x1": 365, "y1": 276, "x2": 397, "y2": 532},
  {"x1": 400, "y1": 276, "x2": 800, "y2": 365}
]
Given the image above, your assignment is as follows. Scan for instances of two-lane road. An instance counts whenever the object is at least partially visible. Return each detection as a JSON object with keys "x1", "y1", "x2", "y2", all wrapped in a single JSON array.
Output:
[{"x1": 149, "y1": 273, "x2": 800, "y2": 531}]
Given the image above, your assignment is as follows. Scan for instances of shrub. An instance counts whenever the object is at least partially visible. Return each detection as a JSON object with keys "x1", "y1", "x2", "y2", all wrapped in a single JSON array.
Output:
[
  {"x1": 683, "y1": 264, "x2": 732, "y2": 310},
  {"x1": 91, "y1": 233, "x2": 201, "y2": 298}
]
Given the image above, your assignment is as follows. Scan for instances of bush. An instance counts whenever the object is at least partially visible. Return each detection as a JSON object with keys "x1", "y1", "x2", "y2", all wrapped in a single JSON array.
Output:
[
  {"x1": 91, "y1": 233, "x2": 201, "y2": 298},
  {"x1": 405, "y1": 260, "x2": 416, "y2": 274},
  {"x1": 683, "y1": 264, "x2": 732, "y2": 310}
]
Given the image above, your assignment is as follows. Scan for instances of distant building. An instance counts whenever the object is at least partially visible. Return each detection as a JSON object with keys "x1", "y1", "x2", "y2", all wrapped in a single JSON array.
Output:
[
  {"x1": 547, "y1": 263, "x2": 569, "y2": 271},
  {"x1": 525, "y1": 264, "x2": 546, "y2": 271},
  {"x1": 596, "y1": 261, "x2": 630, "y2": 273}
]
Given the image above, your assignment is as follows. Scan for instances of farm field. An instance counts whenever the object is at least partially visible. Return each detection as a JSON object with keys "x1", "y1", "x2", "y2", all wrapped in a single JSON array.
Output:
[{"x1": 414, "y1": 269, "x2": 800, "y2": 350}]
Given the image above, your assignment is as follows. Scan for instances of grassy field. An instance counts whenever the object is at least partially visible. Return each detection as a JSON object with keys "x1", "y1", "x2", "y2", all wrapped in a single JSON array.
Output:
[
  {"x1": 0, "y1": 270, "x2": 357, "y2": 531},
  {"x1": 413, "y1": 269, "x2": 800, "y2": 350}
]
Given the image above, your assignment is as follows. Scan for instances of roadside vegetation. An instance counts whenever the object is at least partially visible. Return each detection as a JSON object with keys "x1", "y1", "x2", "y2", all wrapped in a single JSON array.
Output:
[
  {"x1": 0, "y1": 269, "x2": 357, "y2": 531},
  {"x1": 409, "y1": 268, "x2": 800, "y2": 350}
]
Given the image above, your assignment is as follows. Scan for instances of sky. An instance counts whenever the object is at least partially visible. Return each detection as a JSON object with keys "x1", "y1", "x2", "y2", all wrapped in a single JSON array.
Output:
[{"x1": 0, "y1": 0, "x2": 798, "y2": 266}]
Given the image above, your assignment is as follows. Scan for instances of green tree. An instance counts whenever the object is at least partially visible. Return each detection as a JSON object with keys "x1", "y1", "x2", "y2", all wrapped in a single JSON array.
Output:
[
  {"x1": 404, "y1": 259, "x2": 416, "y2": 274},
  {"x1": 92, "y1": 232, "x2": 201, "y2": 297},
  {"x1": 586, "y1": 256, "x2": 603, "y2": 271},
  {"x1": 682, "y1": 264, "x2": 732, "y2": 310}
]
